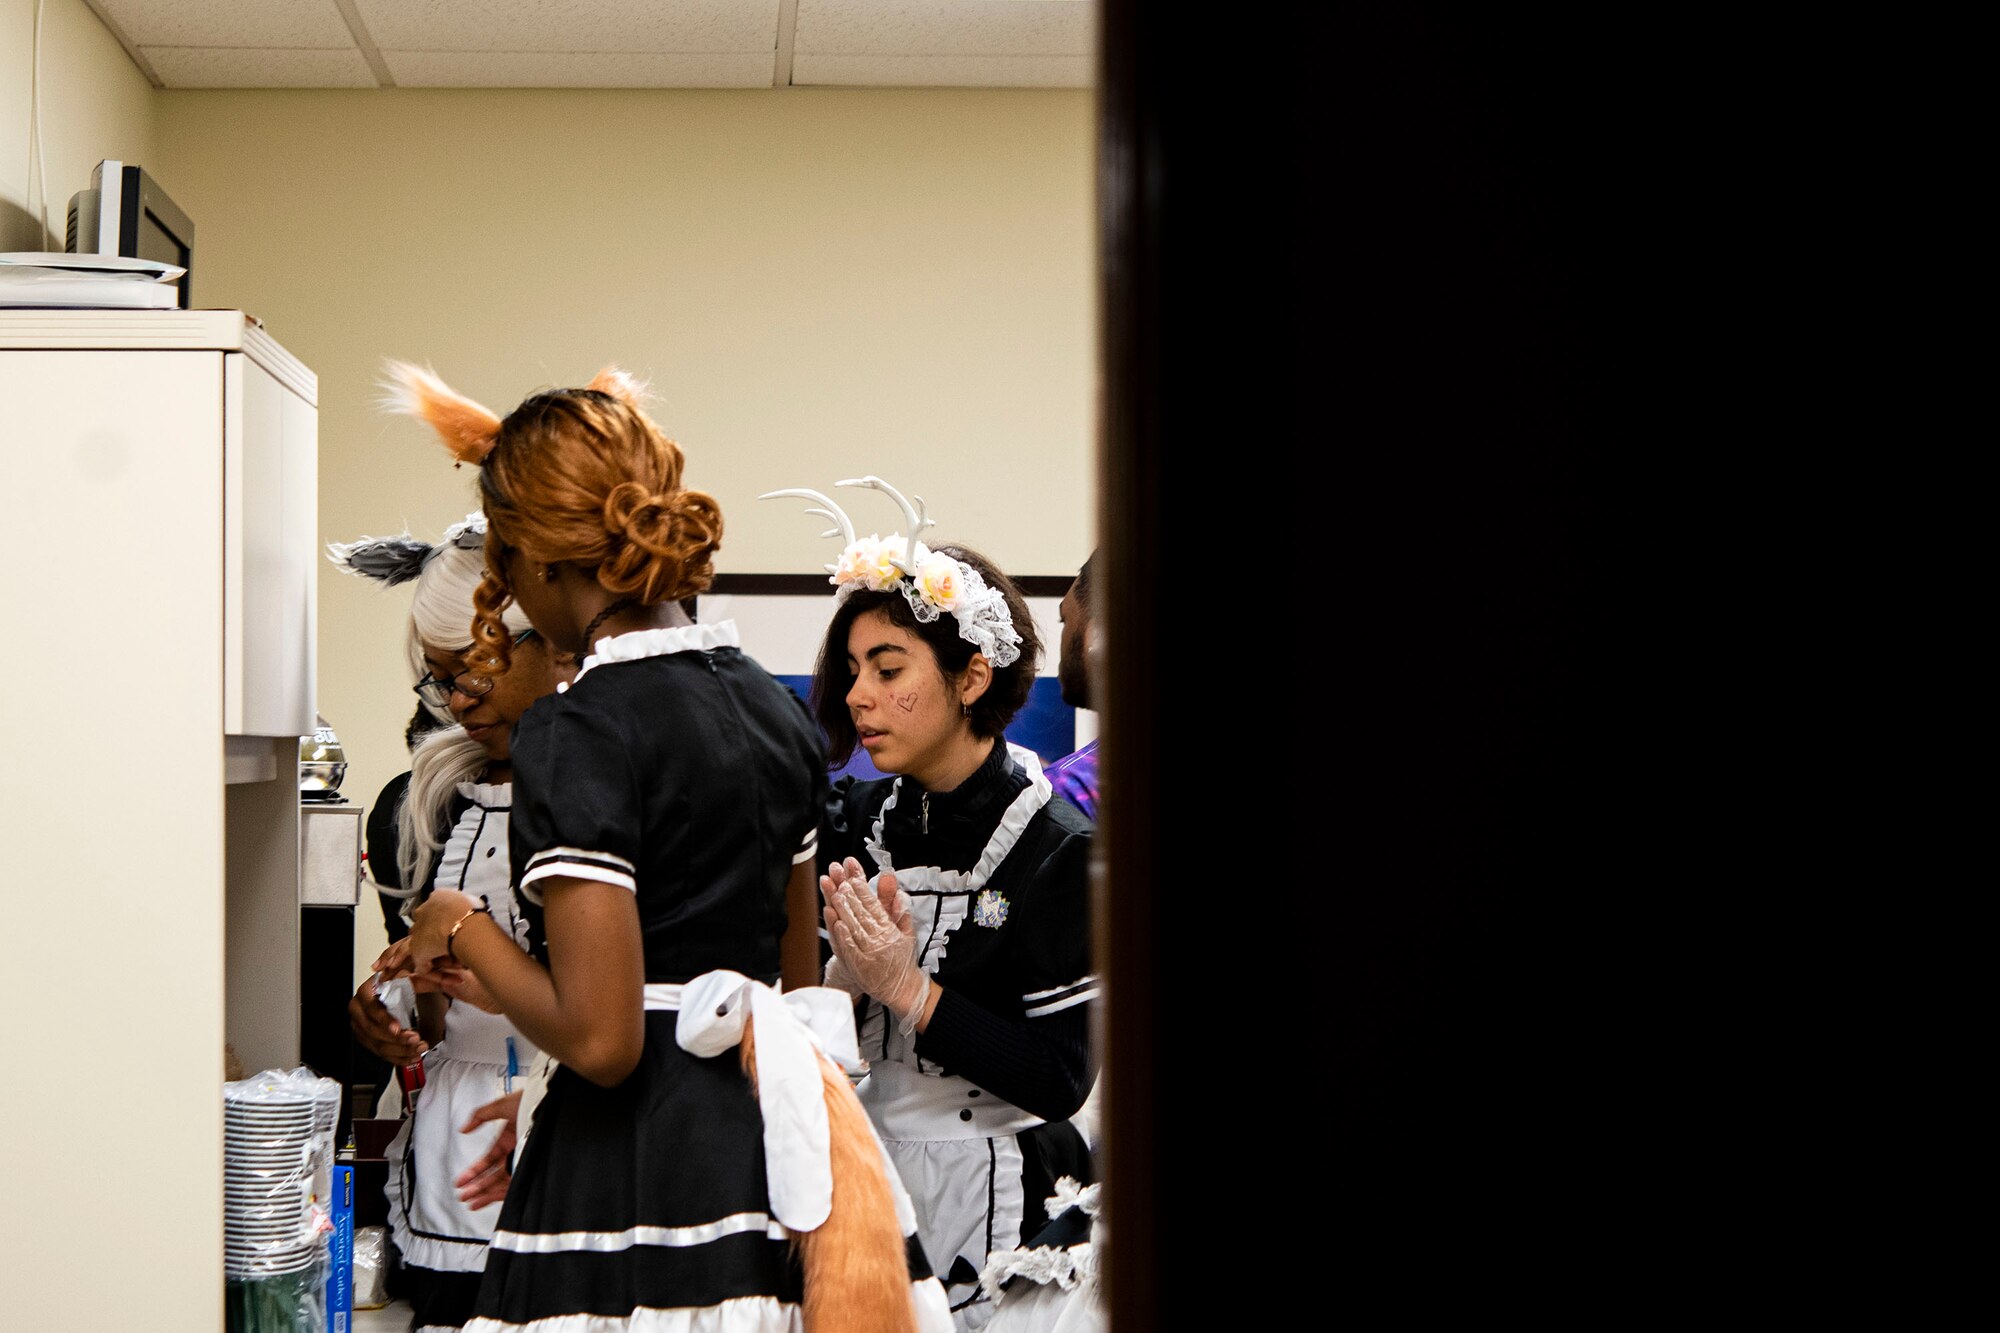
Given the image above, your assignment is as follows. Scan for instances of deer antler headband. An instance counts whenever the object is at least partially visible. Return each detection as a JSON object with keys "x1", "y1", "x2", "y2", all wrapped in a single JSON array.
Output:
[{"x1": 760, "y1": 476, "x2": 1023, "y2": 669}]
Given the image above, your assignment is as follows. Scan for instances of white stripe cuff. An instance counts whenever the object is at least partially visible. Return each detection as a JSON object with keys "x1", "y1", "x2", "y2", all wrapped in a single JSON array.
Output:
[
  {"x1": 1024, "y1": 987, "x2": 1099, "y2": 1018},
  {"x1": 518, "y1": 861, "x2": 637, "y2": 904},
  {"x1": 526, "y1": 846, "x2": 635, "y2": 873},
  {"x1": 1023, "y1": 975, "x2": 1097, "y2": 1002}
]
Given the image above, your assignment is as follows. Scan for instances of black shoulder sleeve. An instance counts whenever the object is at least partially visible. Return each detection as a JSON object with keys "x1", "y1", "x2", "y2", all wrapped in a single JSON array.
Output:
[
  {"x1": 366, "y1": 771, "x2": 412, "y2": 942},
  {"x1": 1003, "y1": 826, "x2": 1097, "y2": 1015},
  {"x1": 818, "y1": 775, "x2": 890, "y2": 877},
  {"x1": 510, "y1": 698, "x2": 643, "y2": 902}
]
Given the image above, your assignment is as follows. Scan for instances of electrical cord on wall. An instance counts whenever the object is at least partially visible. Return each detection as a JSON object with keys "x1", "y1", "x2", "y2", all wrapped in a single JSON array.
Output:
[{"x1": 30, "y1": 0, "x2": 53, "y2": 248}]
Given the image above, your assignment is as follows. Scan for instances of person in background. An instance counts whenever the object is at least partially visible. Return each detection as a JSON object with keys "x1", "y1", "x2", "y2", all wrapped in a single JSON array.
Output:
[
  {"x1": 778, "y1": 479, "x2": 1097, "y2": 1331},
  {"x1": 971, "y1": 551, "x2": 1106, "y2": 1333},
  {"x1": 332, "y1": 515, "x2": 573, "y2": 1333},
  {"x1": 1045, "y1": 551, "x2": 1099, "y2": 821}
]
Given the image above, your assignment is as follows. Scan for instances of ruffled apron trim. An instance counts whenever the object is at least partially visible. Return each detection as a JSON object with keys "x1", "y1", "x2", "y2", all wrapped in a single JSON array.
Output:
[{"x1": 862, "y1": 742, "x2": 1050, "y2": 981}]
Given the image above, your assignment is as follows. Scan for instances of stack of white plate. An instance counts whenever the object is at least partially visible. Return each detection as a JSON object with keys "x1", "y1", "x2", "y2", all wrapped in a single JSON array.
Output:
[{"x1": 223, "y1": 1069, "x2": 342, "y2": 1280}]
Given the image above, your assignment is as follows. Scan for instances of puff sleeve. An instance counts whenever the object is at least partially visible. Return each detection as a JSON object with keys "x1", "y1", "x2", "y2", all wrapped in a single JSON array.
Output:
[{"x1": 508, "y1": 701, "x2": 642, "y2": 904}]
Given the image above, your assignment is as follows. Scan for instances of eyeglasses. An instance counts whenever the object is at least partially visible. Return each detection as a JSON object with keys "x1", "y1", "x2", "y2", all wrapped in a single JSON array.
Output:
[{"x1": 413, "y1": 630, "x2": 536, "y2": 708}]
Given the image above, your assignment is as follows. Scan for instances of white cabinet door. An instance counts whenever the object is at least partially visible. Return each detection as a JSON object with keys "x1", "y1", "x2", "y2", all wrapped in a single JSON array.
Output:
[
  {"x1": 0, "y1": 348, "x2": 227, "y2": 1333},
  {"x1": 226, "y1": 353, "x2": 316, "y2": 736},
  {"x1": 284, "y1": 379, "x2": 319, "y2": 732},
  {"x1": 0, "y1": 323, "x2": 316, "y2": 1333}
]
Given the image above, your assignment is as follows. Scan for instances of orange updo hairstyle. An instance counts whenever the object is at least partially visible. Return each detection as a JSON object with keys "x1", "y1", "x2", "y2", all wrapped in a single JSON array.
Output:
[{"x1": 467, "y1": 370, "x2": 722, "y2": 679}]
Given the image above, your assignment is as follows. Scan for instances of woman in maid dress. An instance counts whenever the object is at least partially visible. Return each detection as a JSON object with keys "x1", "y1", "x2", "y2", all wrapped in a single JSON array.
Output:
[
  {"x1": 331, "y1": 515, "x2": 573, "y2": 1332},
  {"x1": 378, "y1": 363, "x2": 951, "y2": 1333},
  {"x1": 767, "y1": 479, "x2": 1098, "y2": 1330}
]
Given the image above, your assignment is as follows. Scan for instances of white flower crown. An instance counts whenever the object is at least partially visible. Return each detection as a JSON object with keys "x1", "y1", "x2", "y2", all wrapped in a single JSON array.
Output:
[{"x1": 760, "y1": 476, "x2": 1024, "y2": 670}]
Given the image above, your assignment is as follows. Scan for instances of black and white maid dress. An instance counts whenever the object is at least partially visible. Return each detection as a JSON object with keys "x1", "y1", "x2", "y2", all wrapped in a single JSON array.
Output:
[
  {"x1": 382, "y1": 780, "x2": 540, "y2": 1333},
  {"x1": 979, "y1": 1178, "x2": 1103, "y2": 1333},
  {"x1": 822, "y1": 739, "x2": 1097, "y2": 1331},
  {"x1": 465, "y1": 622, "x2": 950, "y2": 1333}
]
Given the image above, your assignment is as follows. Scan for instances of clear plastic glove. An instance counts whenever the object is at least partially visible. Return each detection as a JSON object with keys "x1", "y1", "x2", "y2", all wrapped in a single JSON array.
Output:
[
  {"x1": 823, "y1": 858, "x2": 926, "y2": 1022},
  {"x1": 823, "y1": 949, "x2": 864, "y2": 998},
  {"x1": 819, "y1": 856, "x2": 905, "y2": 998}
]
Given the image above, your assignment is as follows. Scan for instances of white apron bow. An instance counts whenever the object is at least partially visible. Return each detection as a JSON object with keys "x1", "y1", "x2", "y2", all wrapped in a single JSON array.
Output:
[{"x1": 676, "y1": 969, "x2": 866, "y2": 1234}]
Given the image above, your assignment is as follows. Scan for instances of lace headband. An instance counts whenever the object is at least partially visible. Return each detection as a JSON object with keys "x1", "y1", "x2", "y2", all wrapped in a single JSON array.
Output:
[{"x1": 760, "y1": 476, "x2": 1023, "y2": 669}]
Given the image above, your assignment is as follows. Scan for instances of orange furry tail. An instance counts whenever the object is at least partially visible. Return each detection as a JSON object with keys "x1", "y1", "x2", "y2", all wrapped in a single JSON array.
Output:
[
  {"x1": 740, "y1": 1027, "x2": 918, "y2": 1333},
  {"x1": 380, "y1": 359, "x2": 504, "y2": 463}
]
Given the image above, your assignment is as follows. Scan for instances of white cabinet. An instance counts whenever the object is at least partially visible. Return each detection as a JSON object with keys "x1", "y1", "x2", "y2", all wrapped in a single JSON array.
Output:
[
  {"x1": 227, "y1": 348, "x2": 317, "y2": 736},
  {"x1": 0, "y1": 310, "x2": 318, "y2": 1331}
]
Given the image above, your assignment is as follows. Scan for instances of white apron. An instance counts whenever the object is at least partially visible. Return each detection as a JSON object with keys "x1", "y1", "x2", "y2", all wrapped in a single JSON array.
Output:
[{"x1": 384, "y1": 784, "x2": 540, "y2": 1277}]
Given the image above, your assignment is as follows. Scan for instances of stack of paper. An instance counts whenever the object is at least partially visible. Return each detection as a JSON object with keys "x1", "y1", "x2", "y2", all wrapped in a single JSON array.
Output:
[{"x1": 0, "y1": 251, "x2": 184, "y2": 309}]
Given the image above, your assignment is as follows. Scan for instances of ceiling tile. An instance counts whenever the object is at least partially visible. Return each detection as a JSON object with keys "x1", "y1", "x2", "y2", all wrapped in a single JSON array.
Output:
[
  {"x1": 792, "y1": 53, "x2": 1089, "y2": 87},
  {"x1": 382, "y1": 50, "x2": 776, "y2": 87},
  {"x1": 353, "y1": 0, "x2": 780, "y2": 53},
  {"x1": 97, "y1": 0, "x2": 357, "y2": 48},
  {"x1": 794, "y1": 0, "x2": 1091, "y2": 57},
  {"x1": 142, "y1": 45, "x2": 379, "y2": 88}
]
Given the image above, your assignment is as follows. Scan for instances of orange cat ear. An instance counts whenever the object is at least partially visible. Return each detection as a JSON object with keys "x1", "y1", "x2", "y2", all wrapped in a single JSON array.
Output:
[
  {"x1": 380, "y1": 359, "x2": 504, "y2": 464},
  {"x1": 586, "y1": 364, "x2": 649, "y2": 410}
]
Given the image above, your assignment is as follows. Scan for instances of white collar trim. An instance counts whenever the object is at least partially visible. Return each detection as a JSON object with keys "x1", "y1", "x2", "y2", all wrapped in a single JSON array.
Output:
[
  {"x1": 573, "y1": 619, "x2": 741, "y2": 682},
  {"x1": 454, "y1": 780, "x2": 512, "y2": 805},
  {"x1": 865, "y1": 742, "x2": 1052, "y2": 883}
]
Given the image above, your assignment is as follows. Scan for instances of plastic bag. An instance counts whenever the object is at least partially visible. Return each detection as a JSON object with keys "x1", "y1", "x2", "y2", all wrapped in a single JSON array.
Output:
[
  {"x1": 225, "y1": 1067, "x2": 342, "y2": 1282},
  {"x1": 352, "y1": 1225, "x2": 391, "y2": 1309},
  {"x1": 225, "y1": 1247, "x2": 328, "y2": 1333}
]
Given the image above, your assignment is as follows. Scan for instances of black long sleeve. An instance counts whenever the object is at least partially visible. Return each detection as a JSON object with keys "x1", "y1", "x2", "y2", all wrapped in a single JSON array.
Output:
[{"x1": 916, "y1": 991, "x2": 1094, "y2": 1123}]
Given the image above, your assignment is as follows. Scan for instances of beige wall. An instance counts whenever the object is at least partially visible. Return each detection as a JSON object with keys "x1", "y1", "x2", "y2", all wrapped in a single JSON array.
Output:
[
  {"x1": 0, "y1": 0, "x2": 158, "y2": 250},
  {"x1": 151, "y1": 87, "x2": 1096, "y2": 980}
]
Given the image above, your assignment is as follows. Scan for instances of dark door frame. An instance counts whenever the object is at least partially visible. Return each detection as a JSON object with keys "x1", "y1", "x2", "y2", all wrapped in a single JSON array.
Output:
[{"x1": 1095, "y1": 7, "x2": 1619, "y2": 1319}]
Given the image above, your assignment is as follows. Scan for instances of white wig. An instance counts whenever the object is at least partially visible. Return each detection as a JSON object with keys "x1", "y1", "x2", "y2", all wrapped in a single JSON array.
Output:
[
  {"x1": 397, "y1": 531, "x2": 528, "y2": 894},
  {"x1": 403, "y1": 538, "x2": 531, "y2": 710},
  {"x1": 329, "y1": 512, "x2": 531, "y2": 895}
]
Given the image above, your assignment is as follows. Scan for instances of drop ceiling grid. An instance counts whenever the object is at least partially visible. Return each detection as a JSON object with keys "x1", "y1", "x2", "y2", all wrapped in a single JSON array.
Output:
[
  {"x1": 792, "y1": 54, "x2": 1089, "y2": 87},
  {"x1": 385, "y1": 51, "x2": 777, "y2": 89},
  {"x1": 94, "y1": 0, "x2": 356, "y2": 48},
  {"x1": 791, "y1": 0, "x2": 1092, "y2": 87},
  {"x1": 141, "y1": 46, "x2": 379, "y2": 89},
  {"x1": 350, "y1": 0, "x2": 782, "y2": 54},
  {"x1": 793, "y1": 0, "x2": 1094, "y2": 57},
  {"x1": 90, "y1": 0, "x2": 1098, "y2": 89}
]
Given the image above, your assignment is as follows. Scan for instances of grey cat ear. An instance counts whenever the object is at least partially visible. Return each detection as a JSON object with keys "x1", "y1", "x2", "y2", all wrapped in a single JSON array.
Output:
[
  {"x1": 326, "y1": 534, "x2": 436, "y2": 586},
  {"x1": 442, "y1": 511, "x2": 488, "y2": 551}
]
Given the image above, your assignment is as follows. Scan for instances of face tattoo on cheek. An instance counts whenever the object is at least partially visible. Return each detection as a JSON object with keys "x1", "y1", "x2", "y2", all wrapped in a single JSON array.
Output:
[{"x1": 894, "y1": 691, "x2": 920, "y2": 713}]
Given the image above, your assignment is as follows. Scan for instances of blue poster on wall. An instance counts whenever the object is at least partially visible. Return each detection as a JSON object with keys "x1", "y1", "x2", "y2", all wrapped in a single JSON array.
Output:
[{"x1": 777, "y1": 675, "x2": 1077, "y2": 783}]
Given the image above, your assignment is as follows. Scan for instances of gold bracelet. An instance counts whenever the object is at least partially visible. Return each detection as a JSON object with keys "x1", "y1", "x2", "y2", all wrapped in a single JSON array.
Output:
[{"x1": 446, "y1": 902, "x2": 491, "y2": 962}]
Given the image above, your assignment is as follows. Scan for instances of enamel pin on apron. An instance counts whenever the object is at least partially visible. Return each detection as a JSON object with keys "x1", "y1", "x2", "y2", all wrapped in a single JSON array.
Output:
[{"x1": 973, "y1": 888, "x2": 1009, "y2": 928}]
